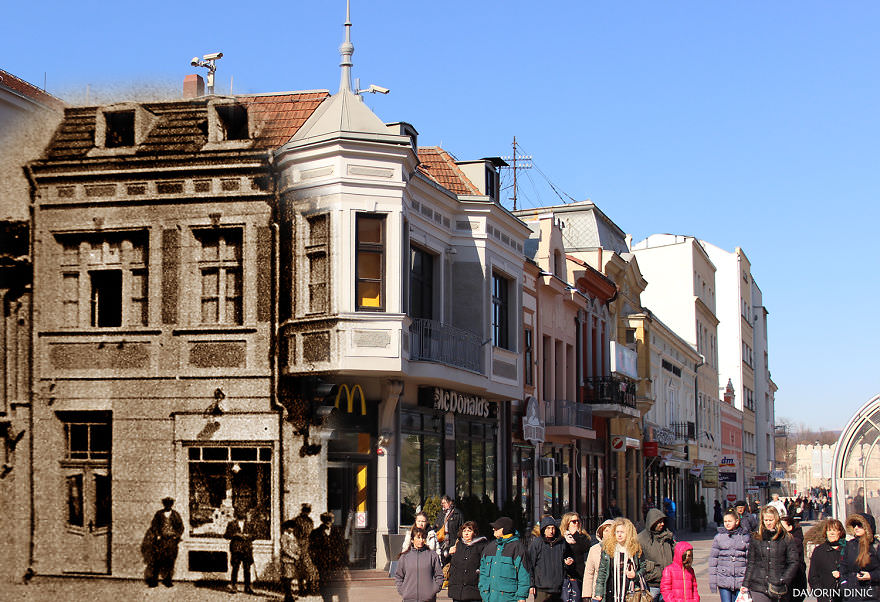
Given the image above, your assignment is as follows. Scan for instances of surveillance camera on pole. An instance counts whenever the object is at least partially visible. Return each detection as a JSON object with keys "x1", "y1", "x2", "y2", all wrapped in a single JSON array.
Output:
[{"x1": 190, "y1": 52, "x2": 223, "y2": 95}]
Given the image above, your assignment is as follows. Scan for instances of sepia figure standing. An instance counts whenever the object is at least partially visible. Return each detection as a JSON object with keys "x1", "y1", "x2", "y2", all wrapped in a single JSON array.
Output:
[
  {"x1": 225, "y1": 510, "x2": 256, "y2": 594},
  {"x1": 146, "y1": 496, "x2": 184, "y2": 588},
  {"x1": 310, "y1": 511, "x2": 350, "y2": 602},
  {"x1": 281, "y1": 519, "x2": 301, "y2": 602},
  {"x1": 293, "y1": 503, "x2": 320, "y2": 595}
]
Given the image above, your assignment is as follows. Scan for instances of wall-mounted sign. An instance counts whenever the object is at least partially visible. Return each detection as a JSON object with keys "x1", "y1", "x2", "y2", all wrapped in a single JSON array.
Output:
[
  {"x1": 523, "y1": 396, "x2": 544, "y2": 445},
  {"x1": 746, "y1": 487, "x2": 760, "y2": 496},
  {"x1": 611, "y1": 436, "x2": 625, "y2": 452},
  {"x1": 727, "y1": 494, "x2": 737, "y2": 502},
  {"x1": 610, "y1": 341, "x2": 639, "y2": 380},
  {"x1": 689, "y1": 464, "x2": 704, "y2": 477},
  {"x1": 720, "y1": 456, "x2": 737, "y2": 469},
  {"x1": 422, "y1": 387, "x2": 491, "y2": 418},
  {"x1": 719, "y1": 471, "x2": 737, "y2": 483},
  {"x1": 643, "y1": 442, "x2": 659, "y2": 457},
  {"x1": 335, "y1": 384, "x2": 367, "y2": 415}
]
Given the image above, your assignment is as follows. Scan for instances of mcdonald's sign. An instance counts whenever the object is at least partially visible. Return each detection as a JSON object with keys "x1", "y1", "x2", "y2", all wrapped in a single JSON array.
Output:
[{"x1": 334, "y1": 384, "x2": 367, "y2": 416}]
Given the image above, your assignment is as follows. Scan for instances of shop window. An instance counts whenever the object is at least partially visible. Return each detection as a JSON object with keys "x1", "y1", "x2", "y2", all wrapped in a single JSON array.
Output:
[
  {"x1": 57, "y1": 233, "x2": 148, "y2": 328},
  {"x1": 492, "y1": 272, "x2": 510, "y2": 349},
  {"x1": 409, "y1": 246, "x2": 434, "y2": 320},
  {"x1": 355, "y1": 214, "x2": 385, "y2": 311},
  {"x1": 188, "y1": 445, "x2": 271, "y2": 540},
  {"x1": 306, "y1": 214, "x2": 329, "y2": 313},
  {"x1": 455, "y1": 418, "x2": 496, "y2": 503},
  {"x1": 399, "y1": 410, "x2": 443, "y2": 525},
  {"x1": 195, "y1": 229, "x2": 242, "y2": 324}
]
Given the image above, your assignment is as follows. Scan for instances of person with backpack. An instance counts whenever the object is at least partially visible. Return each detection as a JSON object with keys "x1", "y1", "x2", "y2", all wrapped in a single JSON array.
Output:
[{"x1": 660, "y1": 541, "x2": 700, "y2": 602}]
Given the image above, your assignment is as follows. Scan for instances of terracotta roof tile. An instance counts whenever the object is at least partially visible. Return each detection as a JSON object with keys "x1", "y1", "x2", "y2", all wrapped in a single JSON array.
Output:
[
  {"x1": 0, "y1": 69, "x2": 65, "y2": 111},
  {"x1": 417, "y1": 146, "x2": 480, "y2": 196}
]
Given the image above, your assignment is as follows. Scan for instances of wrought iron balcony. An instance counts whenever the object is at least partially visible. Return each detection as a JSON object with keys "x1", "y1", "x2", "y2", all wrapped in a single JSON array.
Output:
[
  {"x1": 547, "y1": 399, "x2": 593, "y2": 430},
  {"x1": 671, "y1": 421, "x2": 696, "y2": 441},
  {"x1": 583, "y1": 376, "x2": 637, "y2": 409},
  {"x1": 409, "y1": 318, "x2": 483, "y2": 373}
]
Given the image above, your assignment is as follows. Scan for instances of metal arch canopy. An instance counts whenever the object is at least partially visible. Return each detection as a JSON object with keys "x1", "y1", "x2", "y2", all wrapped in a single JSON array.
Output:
[{"x1": 832, "y1": 392, "x2": 880, "y2": 519}]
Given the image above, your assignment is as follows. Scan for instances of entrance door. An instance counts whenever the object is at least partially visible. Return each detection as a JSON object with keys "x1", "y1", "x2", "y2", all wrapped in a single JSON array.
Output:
[
  {"x1": 327, "y1": 460, "x2": 375, "y2": 569},
  {"x1": 63, "y1": 465, "x2": 111, "y2": 573}
]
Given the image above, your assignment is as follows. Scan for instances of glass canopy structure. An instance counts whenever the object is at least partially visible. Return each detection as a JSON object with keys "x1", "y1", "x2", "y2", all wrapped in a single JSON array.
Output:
[{"x1": 832, "y1": 393, "x2": 880, "y2": 519}]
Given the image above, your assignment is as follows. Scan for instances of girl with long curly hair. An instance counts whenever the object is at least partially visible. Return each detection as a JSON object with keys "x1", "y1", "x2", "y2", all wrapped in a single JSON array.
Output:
[
  {"x1": 592, "y1": 518, "x2": 646, "y2": 602},
  {"x1": 840, "y1": 513, "x2": 880, "y2": 602}
]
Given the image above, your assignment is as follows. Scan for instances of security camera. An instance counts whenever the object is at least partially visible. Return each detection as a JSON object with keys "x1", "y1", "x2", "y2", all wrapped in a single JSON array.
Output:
[
  {"x1": 191, "y1": 57, "x2": 201, "y2": 67},
  {"x1": 369, "y1": 84, "x2": 390, "y2": 94},
  {"x1": 203, "y1": 52, "x2": 223, "y2": 61}
]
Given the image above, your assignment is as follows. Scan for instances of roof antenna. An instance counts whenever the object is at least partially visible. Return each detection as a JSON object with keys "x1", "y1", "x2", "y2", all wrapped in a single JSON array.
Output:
[{"x1": 339, "y1": 0, "x2": 354, "y2": 93}]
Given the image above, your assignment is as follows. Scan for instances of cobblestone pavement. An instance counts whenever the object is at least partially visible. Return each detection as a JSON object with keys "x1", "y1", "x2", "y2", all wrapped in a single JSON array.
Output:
[{"x1": 2, "y1": 525, "x2": 818, "y2": 602}]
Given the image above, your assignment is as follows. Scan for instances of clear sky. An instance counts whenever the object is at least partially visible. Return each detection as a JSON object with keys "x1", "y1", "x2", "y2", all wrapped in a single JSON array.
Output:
[{"x1": 3, "y1": 1, "x2": 877, "y2": 430}]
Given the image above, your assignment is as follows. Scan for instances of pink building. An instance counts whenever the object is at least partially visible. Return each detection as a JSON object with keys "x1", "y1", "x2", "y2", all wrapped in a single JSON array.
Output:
[{"x1": 720, "y1": 380, "x2": 744, "y2": 502}]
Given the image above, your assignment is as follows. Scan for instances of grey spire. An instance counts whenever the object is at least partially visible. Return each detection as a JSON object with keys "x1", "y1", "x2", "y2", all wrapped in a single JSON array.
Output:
[{"x1": 338, "y1": 0, "x2": 353, "y2": 93}]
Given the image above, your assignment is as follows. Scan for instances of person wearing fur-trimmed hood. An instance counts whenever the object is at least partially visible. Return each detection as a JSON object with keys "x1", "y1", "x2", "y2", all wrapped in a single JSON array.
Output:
[
  {"x1": 446, "y1": 521, "x2": 487, "y2": 602},
  {"x1": 582, "y1": 520, "x2": 614, "y2": 600},
  {"x1": 839, "y1": 513, "x2": 880, "y2": 602}
]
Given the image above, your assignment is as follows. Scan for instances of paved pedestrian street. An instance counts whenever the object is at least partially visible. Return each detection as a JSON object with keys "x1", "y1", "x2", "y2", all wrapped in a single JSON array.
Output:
[{"x1": 2, "y1": 524, "x2": 818, "y2": 602}]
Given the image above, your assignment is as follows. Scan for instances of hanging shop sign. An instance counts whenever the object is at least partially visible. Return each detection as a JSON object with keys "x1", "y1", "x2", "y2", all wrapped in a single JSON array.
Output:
[
  {"x1": 643, "y1": 441, "x2": 659, "y2": 457},
  {"x1": 719, "y1": 471, "x2": 738, "y2": 483},
  {"x1": 611, "y1": 436, "x2": 626, "y2": 452},
  {"x1": 523, "y1": 396, "x2": 545, "y2": 445},
  {"x1": 419, "y1": 387, "x2": 491, "y2": 418},
  {"x1": 689, "y1": 464, "x2": 704, "y2": 477},
  {"x1": 702, "y1": 465, "x2": 719, "y2": 488}
]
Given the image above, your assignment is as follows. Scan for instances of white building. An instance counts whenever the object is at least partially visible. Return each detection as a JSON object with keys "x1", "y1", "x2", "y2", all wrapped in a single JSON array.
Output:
[
  {"x1": 700, "y1": 243, "x2": 759, "y2": 489},
  {"x1": 631, "y1": 234, "x2": 723, "y2": 515},
  {"x1": 751, "y1": 278, "x2": 777, "y2": 476}
]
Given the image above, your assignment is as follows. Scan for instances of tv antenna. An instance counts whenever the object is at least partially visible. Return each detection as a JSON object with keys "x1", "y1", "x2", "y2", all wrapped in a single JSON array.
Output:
[{"x1": 501, "y1": 136, "x2": 532, "y2": 211}]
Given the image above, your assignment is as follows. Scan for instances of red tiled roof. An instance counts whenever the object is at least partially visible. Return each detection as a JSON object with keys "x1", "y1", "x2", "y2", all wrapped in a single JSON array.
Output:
[
  {"x1": 417, "y1": 146, "x2": 480, "y2": 196},
  {"x1": 0, "y1": 69, "x2": 64, "y2": 111},
  {"x1": 242, "y1": 91, "x2": 330, "y2": 149}
]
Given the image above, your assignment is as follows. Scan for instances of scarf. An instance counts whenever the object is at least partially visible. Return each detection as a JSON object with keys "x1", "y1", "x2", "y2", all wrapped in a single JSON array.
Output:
[{"x1": 611, "y1": 543, "x2": 633, "y2": 602}]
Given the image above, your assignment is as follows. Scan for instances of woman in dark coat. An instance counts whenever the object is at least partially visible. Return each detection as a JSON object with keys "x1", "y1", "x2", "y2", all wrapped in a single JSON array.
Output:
[
  {"x1": 446, "y1": 521, "x2": 487, "y2": 602},
  {"x1": 806, "y1": 518, "x2": 845, "y2": 602},
  {"x1": 780, "y1": 516, "x2": 807, "y2": 602},
  {"x1": 740, "y1": 506, "x2": 799, "y2": 602},
  {"x1": 709, "y1": 508, "x2": 750, "y2": 602},
  {"x1": 839, "y1": 513, "x2": 880, "y2": 602},
  {"x1": 560, "y1": 512, "x2": 590, "y2": 602}
]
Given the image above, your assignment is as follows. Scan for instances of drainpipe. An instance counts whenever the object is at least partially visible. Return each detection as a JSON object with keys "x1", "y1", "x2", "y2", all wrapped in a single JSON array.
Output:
[
  {"x1": 24, "y1": 163, "x2": 37, "y2": 569},
  {"x1": 267, "y1": 152, "x2": 286, "y2": 525}
]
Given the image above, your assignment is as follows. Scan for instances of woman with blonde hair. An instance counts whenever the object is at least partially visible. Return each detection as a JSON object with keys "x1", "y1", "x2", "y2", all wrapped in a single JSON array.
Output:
[
  {"x1": 740, "y1": 505, "x2": 799, "y2": 602},
  {"x1": 592, "y1": 517, "x2": 646, "y2": 602},
  {"x1": 560, "y1": 512, "x2": 590, "y2": 602}
]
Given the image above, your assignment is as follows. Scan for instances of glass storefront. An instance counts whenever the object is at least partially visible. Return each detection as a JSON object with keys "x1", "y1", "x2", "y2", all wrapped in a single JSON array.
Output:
[
  {"x1": 400, "y1": 409, "x2": 444, "y2": 525},
  {"x1": 455, "y1": 417, "x2": 496, "y2": 502},
  {"x1": 187, "y1": 445, "x2": 272, "y2": 540}
]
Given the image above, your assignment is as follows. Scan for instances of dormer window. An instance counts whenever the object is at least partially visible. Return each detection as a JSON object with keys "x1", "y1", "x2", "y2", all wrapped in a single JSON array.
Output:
[
  {"x1": 215, "y1": 104, "x2": 248, "y2": 140},
  {"x1": 105, "y1": 111, "x2": 135, "y2": 147},
  {"x1": 486, "y1": 165, "x2": 498, "y2": 202}
]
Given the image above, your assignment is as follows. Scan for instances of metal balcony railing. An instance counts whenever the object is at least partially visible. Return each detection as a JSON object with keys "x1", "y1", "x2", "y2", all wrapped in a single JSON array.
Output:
[
  {"x1": 547, "y1": 399, "x2": 593, "y2": 430},
  {"x1": 583, "y1": 376, "x2": 637, "y2": 408},
  {"x1": 671, "y1": 421, "x2": 696, "y2": 441},
  {"x1": 409, "y1": 318, "x2": 483, "y2": 373}
]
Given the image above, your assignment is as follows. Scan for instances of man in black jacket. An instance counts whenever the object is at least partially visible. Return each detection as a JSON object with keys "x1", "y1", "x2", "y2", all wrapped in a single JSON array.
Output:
[
  {"x1": 225, "y1": 510, "x2": 256, "y2": 594},
  {"x1": 638, "y1": 508, "x2": 675, "y2": 601},
  {"x1": 528, "y1": 516, "x2": 565, "y2": 602},
  {"x1": 146, "y1": 497, "x2": 184, "y2": 588}
]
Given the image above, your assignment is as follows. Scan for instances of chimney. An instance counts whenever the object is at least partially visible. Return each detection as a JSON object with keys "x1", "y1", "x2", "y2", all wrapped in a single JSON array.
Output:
[{"x1": 183, "y1": 74, "x2": 205, "y2": 99}]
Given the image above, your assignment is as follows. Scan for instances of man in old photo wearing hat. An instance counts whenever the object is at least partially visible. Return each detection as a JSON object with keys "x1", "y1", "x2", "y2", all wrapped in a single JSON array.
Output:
[
  {"x1": 146, "y1": 496, "x2": 184, "y2": 587},
  {"x1": 479, "y1": 517, "x2": 531, "y2": 602}
]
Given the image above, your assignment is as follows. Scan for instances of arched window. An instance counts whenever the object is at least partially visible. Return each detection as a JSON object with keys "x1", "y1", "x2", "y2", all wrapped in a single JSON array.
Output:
[{"x1": 833, "y1": 393, "x2": 880, "y2": 519}]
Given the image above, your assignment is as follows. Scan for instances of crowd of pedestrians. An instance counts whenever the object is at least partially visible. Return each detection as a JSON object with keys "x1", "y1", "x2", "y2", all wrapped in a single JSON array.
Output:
[{"x1": 394, "y1": 494, "x2": 880, "y2": 602}]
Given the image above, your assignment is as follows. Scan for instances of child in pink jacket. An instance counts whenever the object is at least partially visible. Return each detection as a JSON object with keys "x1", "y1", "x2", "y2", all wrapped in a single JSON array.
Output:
[{"x1": 660, "y1": 541, "x2": 700, "y2": 602}]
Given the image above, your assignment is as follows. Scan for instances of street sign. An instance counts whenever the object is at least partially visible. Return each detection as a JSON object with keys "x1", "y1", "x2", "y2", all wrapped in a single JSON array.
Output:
[
  {"x1": 611, "y1": 436, "x2": 625, "y2": 452},
  {"x1": 727, "y1": 494, "x2": 737, "y2": 502}
]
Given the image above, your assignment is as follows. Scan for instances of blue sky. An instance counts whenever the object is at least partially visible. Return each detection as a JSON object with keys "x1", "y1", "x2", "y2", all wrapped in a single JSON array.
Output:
[{"x1": 4, "y1": 1, "x2": 878, "y2": 430}]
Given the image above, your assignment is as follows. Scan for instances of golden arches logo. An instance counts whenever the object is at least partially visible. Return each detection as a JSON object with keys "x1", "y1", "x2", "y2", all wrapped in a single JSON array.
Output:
[{"x1": 334, "y1": 384, "x2": 367, "y2": 415}]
